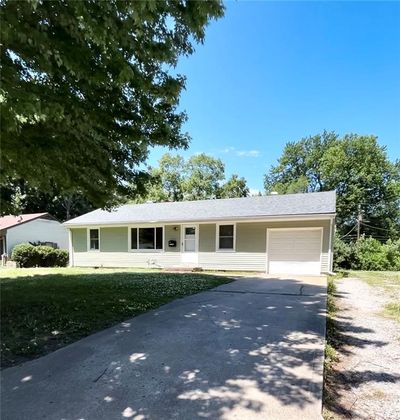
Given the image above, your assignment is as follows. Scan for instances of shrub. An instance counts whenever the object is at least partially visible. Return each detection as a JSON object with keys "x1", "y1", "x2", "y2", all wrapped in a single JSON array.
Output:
[
  {"x1": 383, "y1": 239, "x2": 400, "y2": 271},
  {"x1": 334, "y1": 236, "x2": 400, "y2": 271},
  {"x1": 11, "y1": 243, "x2": 69, "y2": 268},
  {"x1": 11, "y1": 243, "x2": 40, "y2": 268},
  {"x1": 353, "y1": 236, "x2": 387, "y2": 271},
  {"x1": 53, "y1": 249, "x2": 69, "y2": 267},
  {"x1": 333, "y1": 237, "x2": 354, "y2": 270}
]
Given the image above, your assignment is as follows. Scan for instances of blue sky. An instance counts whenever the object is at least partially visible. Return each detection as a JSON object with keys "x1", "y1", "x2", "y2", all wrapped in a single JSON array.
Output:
[{"x1": 149, "y1": 1, "x2": 400, "y2": 193}]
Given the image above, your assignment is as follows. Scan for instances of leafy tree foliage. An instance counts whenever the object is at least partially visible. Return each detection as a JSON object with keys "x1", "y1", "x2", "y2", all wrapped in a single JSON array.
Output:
[
  {"x1": 334, "y1": 236, "x2": 400, "y2": 271},
  {"x1": 183, "y1": 153, "x2": 225, "y2": 200},
  {"x1": 1, "y1": 179, "x2": 94, "y2": 221},
  {"x1": 1, "y1": 0, "x2": 224, "y2": 209},
  {"x1": 144, "y1": 154, "x2": 185, "y2": 203},
  {"x1": 265, "y1": 132, "x2": 400, "y2": 239},
  {"x1": 219, "y1": 174, "x2": 250, "y2": 198},
  {"x1": 138, "y1": 153, "x2": 249, "y2": 202}
]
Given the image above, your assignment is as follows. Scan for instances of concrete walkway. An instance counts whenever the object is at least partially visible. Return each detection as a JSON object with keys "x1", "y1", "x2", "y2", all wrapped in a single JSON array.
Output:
[{"x1": 1, "y1": 276, "x2": 327, "y2": 420}]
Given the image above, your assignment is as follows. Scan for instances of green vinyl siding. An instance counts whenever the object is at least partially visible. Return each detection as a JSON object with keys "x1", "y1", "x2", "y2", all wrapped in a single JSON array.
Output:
[
  {"x1": 199, "y1": 224, "x2": 216, "y2": 252},
  {"x1": 165, "y1": 225, "x2": 180, "y2": 252},
  {"x1": 71, "y1": 228, "x2": 87, "y2": 252},
  {"x1": 100, "y1": 227, "x2": 128, "y2": 252},
  {"x1": 236, "y1": 220, "x2": 330, "y2": 253}
]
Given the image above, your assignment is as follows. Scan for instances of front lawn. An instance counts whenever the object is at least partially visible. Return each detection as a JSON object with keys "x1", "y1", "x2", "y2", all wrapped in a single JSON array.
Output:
[{"x1": 0, "y1": 267, "x2": 232, "y2": 368}]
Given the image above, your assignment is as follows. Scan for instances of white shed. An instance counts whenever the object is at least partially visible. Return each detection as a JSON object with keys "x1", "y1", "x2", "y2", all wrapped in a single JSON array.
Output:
[{"x1": 0, "y1": 213, "x2": 68, "y2": 258}]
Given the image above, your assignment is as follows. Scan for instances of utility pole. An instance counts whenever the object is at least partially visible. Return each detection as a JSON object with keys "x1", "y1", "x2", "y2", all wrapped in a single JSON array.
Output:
[{"x1": 357, "y1": 204, "x2": 362, "y2": 241}]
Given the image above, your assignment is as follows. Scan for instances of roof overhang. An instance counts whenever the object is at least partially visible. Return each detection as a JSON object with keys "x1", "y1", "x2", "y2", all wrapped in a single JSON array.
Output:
[{"x1": 64, "y1": 213, "x2": 336, "y2": 228}]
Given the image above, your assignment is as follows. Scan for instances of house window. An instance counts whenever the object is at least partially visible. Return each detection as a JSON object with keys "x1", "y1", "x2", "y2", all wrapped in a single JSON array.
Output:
[
  {"x1": 89, "y1": 229, "x2": 99, "y2": 250},
  {"x1": 218, "y1": 224, "x2": 235, "y2": 250},
  {"x1": 131, "y1": 227, "x2": 163, "y2": 251}
]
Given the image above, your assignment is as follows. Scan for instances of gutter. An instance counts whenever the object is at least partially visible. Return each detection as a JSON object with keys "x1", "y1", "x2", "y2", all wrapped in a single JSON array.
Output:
[{"x1": 64, "y1": 213, "x2": 336, "y2": 228}]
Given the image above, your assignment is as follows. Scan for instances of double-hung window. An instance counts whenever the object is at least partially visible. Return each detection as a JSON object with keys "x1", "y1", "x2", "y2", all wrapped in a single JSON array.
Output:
[
  {"x1": 131, "y1": 227, "x2": 163, "y2": 251},
  {"x1": 89, "y1": 228, "x2": 100, "y2": 251},
  {"x1": 218, "y1": 224, "x2": 235, "y2": 250}
]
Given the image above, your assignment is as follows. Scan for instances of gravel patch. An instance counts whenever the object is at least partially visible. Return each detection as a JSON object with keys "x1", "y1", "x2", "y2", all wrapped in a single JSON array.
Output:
[{"x1": 329, "y1": 277, "x2": 400, "y2": 419}]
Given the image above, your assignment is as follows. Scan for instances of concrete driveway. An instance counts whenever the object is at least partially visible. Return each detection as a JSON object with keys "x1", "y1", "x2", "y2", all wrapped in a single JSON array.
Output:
[{"x1": 1, "y1": 275, "x2": 327, "y2": 420}]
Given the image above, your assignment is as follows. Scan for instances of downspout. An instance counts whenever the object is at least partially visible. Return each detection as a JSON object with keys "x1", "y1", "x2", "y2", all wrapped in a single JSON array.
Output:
[
  {"x1": 68, "y1": 228, "x2": 74, "y2": 267},
  {"x1": 329, "y1": 217, "x2": 334, "y2": 273}
]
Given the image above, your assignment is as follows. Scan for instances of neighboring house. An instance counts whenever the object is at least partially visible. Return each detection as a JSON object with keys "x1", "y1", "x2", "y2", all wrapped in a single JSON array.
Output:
[
  {"x1": 65, "y1": 191, "x2": 336, "y2": 275},
  {"x1": 0, "y1": 213, "x2": 69, "y2": 258}
]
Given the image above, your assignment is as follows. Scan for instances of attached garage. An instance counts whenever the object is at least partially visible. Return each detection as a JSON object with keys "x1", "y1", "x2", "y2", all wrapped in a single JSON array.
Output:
[
  {"x1": 267, "y1": 228, "x2": 323, "y2": 275},
  {"x1": 65, "y1": 191, "x2": 336, "y2": 273}
]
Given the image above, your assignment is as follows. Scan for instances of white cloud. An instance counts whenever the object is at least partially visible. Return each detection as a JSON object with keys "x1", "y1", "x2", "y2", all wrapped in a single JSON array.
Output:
[
  {"x1": 219, "y1": 147, "x2": 261, "y2": 158},
  {"x1": 236, "y1": 149, "x2": 260, "y2": 157},
  {"x1": 220, "y1": 146, "x2": 235, "y2": 153}
]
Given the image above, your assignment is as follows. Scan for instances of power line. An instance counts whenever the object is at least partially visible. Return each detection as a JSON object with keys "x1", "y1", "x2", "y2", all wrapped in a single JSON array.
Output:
[
  {"x1": 361, "y1": 221, "x2": 393, "y2": 233},
  {"x1": 340, "y1": 224, "x2": 357, "y2": 239}
]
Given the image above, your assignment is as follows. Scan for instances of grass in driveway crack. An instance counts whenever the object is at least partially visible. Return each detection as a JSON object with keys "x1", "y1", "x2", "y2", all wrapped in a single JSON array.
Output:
[{"x1": 322, "y1": 274, "x2": 342, "y2": 419}]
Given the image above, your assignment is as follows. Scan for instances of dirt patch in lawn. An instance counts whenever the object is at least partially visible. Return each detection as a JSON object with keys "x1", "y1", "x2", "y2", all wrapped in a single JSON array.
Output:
[{"x1": 324, "y1": 276, "x2": 400, "y2": 419}]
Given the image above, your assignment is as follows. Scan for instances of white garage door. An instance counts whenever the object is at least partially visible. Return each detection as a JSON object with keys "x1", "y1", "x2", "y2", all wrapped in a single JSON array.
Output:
[{"x1": 267, "y1": 228, "x2": 322, "y2": 275}]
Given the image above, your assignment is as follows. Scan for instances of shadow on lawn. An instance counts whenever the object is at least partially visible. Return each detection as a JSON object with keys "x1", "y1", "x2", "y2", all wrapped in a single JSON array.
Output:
[
  {"x1": 0, "y1": 276, "x2": 392, "y2": 419},
  {"x1": 0, "y1": 271, "x2": 231, "y2": 369}
]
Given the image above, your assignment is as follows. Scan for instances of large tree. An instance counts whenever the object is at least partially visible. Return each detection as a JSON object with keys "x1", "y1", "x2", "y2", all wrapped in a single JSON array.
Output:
[
  {"x1": 219, "y1": 174, "x2": 249, "y2": 198},
  {"x1": 145, "y1": 154, "x2": 185, "y2": 203},
  {"x1": 183, "y1": 153, "x2": 225, "y2": 200},
  {"x1": 0, "y1": 0, "x2": 224, "y2": 212},
  {"x1": 1, "y1": 178, "x2": 94, "y2": 221},
  {"x1": 136, "y1": 153, "x2": 250, "y2": 202},
  {"x1": 264, "y1": 132, "x2": 400, "y2": 240}
]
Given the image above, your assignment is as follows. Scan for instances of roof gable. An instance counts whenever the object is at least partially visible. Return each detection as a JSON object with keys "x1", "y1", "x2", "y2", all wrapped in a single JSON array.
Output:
[{"x1": 65, "y1": 191, "x2": 336, "y2": 226}]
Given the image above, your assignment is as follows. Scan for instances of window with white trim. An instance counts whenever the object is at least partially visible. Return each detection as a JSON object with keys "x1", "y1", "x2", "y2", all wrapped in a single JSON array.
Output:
[
  {"x1": 131, "y1": 227, "x2": 163, "y2": 250},
  {"x1": 218, "y1": 224, "x2": 235, "y2": 250},
  {"x1": 89, "y1": 229, "x2": 99, "y2": 250}
]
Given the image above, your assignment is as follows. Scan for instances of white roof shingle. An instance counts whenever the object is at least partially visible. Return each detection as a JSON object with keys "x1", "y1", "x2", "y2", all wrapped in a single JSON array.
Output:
[{"x1": 64, "y1": 191, "x2": 336, "y2": 226}]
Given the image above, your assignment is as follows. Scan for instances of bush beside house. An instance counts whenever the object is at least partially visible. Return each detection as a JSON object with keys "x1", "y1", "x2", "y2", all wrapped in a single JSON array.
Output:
[
  {"x1": 334, "y1": 236, "x2": 400, "y2": 271},
  {"x1": 11, "y1": 243, "x2": 69, "y2": 268}
]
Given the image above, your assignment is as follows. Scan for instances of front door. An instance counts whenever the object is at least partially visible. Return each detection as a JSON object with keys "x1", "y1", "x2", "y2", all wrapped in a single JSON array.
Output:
[{"x1": 181, "y1": 225, "x2": 198, "y2": 265}]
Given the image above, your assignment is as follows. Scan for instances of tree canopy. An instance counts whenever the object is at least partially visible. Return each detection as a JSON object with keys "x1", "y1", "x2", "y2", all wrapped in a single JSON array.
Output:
[
  {"x1": 0, "y1": 0, "x2": 224, "y2": 211},
  {"x1": 1, "y1": 179, "x2": 94, "y2": 221},
  {"x1": 219, "y1": 174, "x2": 250, "y2": 199},
  {"x1": 138, "y1": 153, "x2": 250, "y2": 202},
  {"x1": 183, "y1": 153, "x2": 225, "y2": 200},
  {"x1": 264, "y1": 132, "x2": 400, "y2": 240}
]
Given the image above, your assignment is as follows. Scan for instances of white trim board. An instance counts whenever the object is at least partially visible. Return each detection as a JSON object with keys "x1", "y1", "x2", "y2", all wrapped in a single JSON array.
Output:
[
  {"x1": 87, "y1": 227, "x2": 101, "y2": 252},
  {"x1": 215, "y1": 222, "x2": 236, "y2": 252},
  {"x1": 65, "y1": 214, "x2": 335, "y2": 228}
]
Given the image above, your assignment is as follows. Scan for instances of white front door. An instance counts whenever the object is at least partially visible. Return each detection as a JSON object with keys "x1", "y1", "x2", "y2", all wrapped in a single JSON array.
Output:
[{"x1": 181, "y1": 225, "x2": 198, "y2": 265}]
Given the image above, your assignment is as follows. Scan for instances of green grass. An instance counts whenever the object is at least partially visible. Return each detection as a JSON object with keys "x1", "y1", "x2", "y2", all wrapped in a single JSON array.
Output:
[
  {"x1": 347, "y1": 270, "x2": 400, "y2": 324},
  {"x1": 0, "y1": 267, "x2": 232, "y2": 368},
  {"x1": 323, "y1": 275, "x2": 341, "y2": 419},
  {"x1": 347, "y1": 270, "x2": 400, "y2": 287},
  {"x1": 384, "y1": 302, "x2": 400, "y2": 323},
  {"x1": 324, "y1": 275, "x2": 339, "y2": 371}
]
